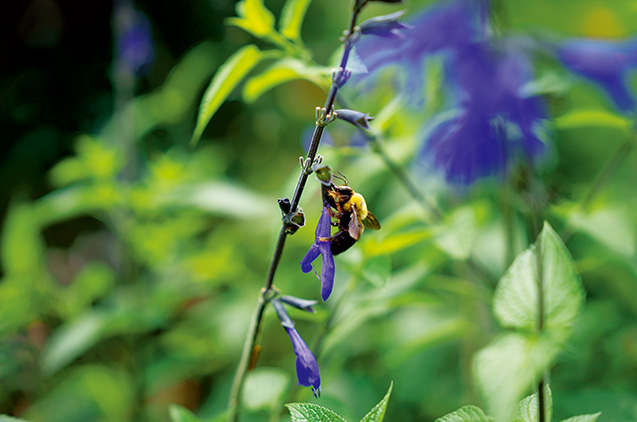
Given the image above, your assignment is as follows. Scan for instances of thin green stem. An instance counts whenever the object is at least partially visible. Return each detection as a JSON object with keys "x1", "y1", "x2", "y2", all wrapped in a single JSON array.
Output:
[{"x1": 226, "y1": 5, "x2": 363, "y2": 421}]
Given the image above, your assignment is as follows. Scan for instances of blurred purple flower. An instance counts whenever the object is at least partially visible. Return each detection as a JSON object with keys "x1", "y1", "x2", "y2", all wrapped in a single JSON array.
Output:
[
  {"x1": 557, "y1": 38, "x2": 637, "y2": 113},
  {"x1": 356, "y1": 0, "x2": 546, "y2": 184},
  {"x1": 300, "y1": 206, "x2": 335, "y2": 301},
  {"x1": 115, "y1": 2, "x2": 154, "y2": 76},
  {"x1": 272, "y1": 300, "x2": 321, "y2": 397}
]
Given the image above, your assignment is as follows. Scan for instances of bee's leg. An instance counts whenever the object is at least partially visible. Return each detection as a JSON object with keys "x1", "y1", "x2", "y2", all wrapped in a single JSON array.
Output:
[{"x1": 318, "y1": 236, "x2": 334, "y2": 242}]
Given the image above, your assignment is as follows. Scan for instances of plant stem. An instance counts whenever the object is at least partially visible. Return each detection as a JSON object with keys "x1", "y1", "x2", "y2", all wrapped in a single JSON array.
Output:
[{"x1": 226, "y1": 5, "x2": 363, "y2": 421}]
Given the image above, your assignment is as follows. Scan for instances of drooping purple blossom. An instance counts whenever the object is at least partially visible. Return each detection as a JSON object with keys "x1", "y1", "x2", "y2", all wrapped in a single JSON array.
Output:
[
  {"x1": 300, "y1": 206, "x2": 335, "y2": 301},
  {"x1": 114, "y1": 1, "x2": 155, "y2": 76},
  {"x1": 271, "y1": 300, "x2": 321, "y2": 397},
  {"x1": 557, "y1": 38, "x2": 637, "y2": 113},
  {"x1": 359, "y1": 11, "x2": 412, "y2": 40},
  {"x1": 355, "y1": 0, "x2": 547, "y2": 184}
]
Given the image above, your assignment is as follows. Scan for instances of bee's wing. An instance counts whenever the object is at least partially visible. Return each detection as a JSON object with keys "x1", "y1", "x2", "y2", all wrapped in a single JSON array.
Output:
[
  {"x1": 362, "y1": 211, "x2": 381, "y2": 230},
  {"x1": 348, "y1": 210, "x2": 362, "y2": 240}
]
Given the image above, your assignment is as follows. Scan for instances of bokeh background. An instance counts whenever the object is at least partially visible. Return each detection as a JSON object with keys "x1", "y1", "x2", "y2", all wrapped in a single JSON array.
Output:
[{"x1": 2, "y1": 0, "x2": 637, "y2": 421}]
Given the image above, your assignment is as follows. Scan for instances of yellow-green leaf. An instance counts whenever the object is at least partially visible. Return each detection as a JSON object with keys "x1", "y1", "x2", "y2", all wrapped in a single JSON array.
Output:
[
  {"x1": 280, "y1": 0, "x2": 313, "y2": 41},
  {"x1": 554, "y1": 108, "x2": 631, "y2": 130},
  {"x1": 190, "y1": 45, "x2": 263, "y2": 145},
  {"x1": 227, "y1": 0, "x2": 276, "y2": 38},
  {"x1": 243, "y1": 58, "x2": 329, "y2": 103}
]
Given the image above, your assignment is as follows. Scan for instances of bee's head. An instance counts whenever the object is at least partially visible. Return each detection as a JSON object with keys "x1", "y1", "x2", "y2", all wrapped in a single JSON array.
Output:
[{"x1": 335, "y1": 185, "x2": 354, "y2": 196}]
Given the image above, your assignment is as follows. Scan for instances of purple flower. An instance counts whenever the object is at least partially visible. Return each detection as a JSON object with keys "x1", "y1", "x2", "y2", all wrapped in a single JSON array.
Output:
[
  {"x1": 359, "y1": 11, "x2": 412, "y2": 40},
  {"x1": 115, "y1": 2, "x2": 155, "y2": 76},
  {"x1": 272, "y1": 300, "x2": 321, "y2": 397},
  {"x1": 300, "y1": 206, "x2": 335, "y2": 301},
  {"x1": 355, "y1": 0, "x2": 546, "y2": 184},
  {"x1": 557, "y1": 38, "x2": 637, "y2": 113},
  {"x1": 286, "y1": 327, "x2": 321, "y2": 397}
]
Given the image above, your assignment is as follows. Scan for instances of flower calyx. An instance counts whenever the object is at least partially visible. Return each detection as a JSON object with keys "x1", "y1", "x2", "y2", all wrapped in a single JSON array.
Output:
[
  {"x1": 334, "y1": 109, "x2": 375, "y2": 130},
  {"x1": 278, "y1": 197, "x2": 305, "y2": 234}
]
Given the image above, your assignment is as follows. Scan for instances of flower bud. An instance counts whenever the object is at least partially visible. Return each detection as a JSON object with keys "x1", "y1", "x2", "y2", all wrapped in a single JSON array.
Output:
[
  {"x1": 279, "y1": 295, "x2": 318, "y2": 313},
  {"x1": 334, "y1": 109, "x2": 374, "y2": 130}
]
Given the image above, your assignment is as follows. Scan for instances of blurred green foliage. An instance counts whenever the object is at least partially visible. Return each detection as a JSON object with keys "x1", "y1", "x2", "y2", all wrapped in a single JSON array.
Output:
[{"x1": 2, "y1": 0, "x2": 637, "y2": 421}]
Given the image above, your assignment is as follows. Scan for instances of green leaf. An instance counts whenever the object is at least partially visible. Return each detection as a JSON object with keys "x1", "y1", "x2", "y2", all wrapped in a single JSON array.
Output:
[
  {"x1": 560, "y1": 413, "x2": 602, "y2": 422},
  {"x1": 226, "y1": 0, "x2": 276, "y2": 38},
  {"x1": 513, "y1": 385, "x2": 552, "y2": 422},
  {"x1": 435, "y1": 202, "x2": 488, "y2": 260},
  {"x1": 280, "y1": 0, "x2": 313, "y2": 41},
  {"x1": 286, "y1": 403, "x2": 348, "y2": 422},
  {"x1": 473, "y1": 332, "x2": 560, "y2": 422},
  {"x1": 493, "y1": 221, "x2": 584, "y2": 334},
  {"x1": 361, "y1": 255, "x2": 392, "y2": 288},
  {"x1": 170, "y1": 181, "x2": 272, "y2": 219},
  {"x1": 434, "y1": 405, "x2": 489, "y2": 422},
  {"x1": 40, "y1": 313, "x2": 109, "y2": 376},
  {"x1": 190, "y1": 45, "x2": 263, "y2": 145},
  {"x1": 360, "y1": 382, "x2": 393, "y2": 422},
  {"x1": 243, "y1": 368, "x2": 291, "y2": 412},
  {"x1": 243, "y1": 58, "x2": 329, "y2": 103},
  {"x1": 0, "y1": 416, "x2": 33, "y2": 422},
  {"x1": 169, "y1": 405, "x2": 200, "y2": 422},
  {"x1": 554, "y1": 108, "x2": 631, "y2": 130}
]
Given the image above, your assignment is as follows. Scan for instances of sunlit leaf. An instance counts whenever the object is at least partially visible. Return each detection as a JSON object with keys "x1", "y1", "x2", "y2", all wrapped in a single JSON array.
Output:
[
  {"x1": 434, "y1": 405, "x2": 489, "y2": 422},
  {"x1": 1, "y1": 202, "x2": 44, "y2": 276},
  {"x1": 493, "y1": 221, "x2": 584, "y2": 334},
  {"x1": 363, "y1": 229, "x2": 433, "y2": 256},
  {"x1": 554, "y1": 108, "x2": 631, "y2": 130},
  {"x1": 286, "y1": 403, "x2": 347, "y2": 422},
  {"x1": 280, "y1": 0, "x2": 313, "y2": 41},
  {"x1": 190, "y1": 45, "x2": 263, "y2": 145},
  {"x1": 360, "y1": 382, "x2": 393, "y2": 422},
  {"x1": 560, "y1": 413, "x2": 602, "y2": 422},
  {"x1": 226, "y1": 0, "x2": 276, "y2": 38},
  {"x1": 243, "y1": 58, "x2": 329, "y2": 103},
  {"x1": 0, "y1": 415, "x2": 33, "y2": 422},
  {"x1": 474, "y1": 332, "x2": 560, "y2": 422},
  {"x1": 169, "y1": 405, "x2": 200, "y2": 422},
  {"x1": 435, "y1": 202, "x2": 488, "y2": 260}
]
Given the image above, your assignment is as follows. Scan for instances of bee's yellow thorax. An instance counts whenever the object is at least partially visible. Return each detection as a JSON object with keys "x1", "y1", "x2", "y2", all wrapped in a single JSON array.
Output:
[{"x1": 346, "y1": 193, "x2": 368, "y2": 220}]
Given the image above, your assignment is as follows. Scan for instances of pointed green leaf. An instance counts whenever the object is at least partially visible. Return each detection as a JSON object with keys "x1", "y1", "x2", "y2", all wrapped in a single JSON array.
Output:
[
  {"x1": 243, "y1": 58, "x2": 329, "y2": 103},
  {"x1": 169, "y1": 405, "x2": 200, "y2": 422},
  {"x1": 560, "y1": 413, "x2": 602, "y2": 422},
  {"x1": 360, "y1": 382, "x2": 393, "y2": 422},
  {"x1": 434, "y1": 405, "x2": 489, "y2": 422},
  {"x1": 493, "y1": 221, "x2": 584, "y2": 334},
  {"x1": 190, "y1": 45, "x2": 263, "y2": 145},
  {"x1": 226, "y1": 0, "x2": 276, "y2": 38},
  {"x1": 513, "y1": 385, "x2": 552, "y2": 422},
  {"x1": 280, "y1": 0, "x2": 313, "y2": 41},
  {"x1": 286, "y1": 403, "x2": 347, "y2": 422},
  {"x1": 474, "y1": 333, "x2": 560, "y2": 422}
]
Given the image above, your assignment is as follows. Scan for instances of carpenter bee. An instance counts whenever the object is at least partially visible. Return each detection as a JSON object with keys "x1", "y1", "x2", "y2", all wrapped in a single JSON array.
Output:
[{"x1": 322, "y1": 182, "x2": 380, "y2": 255}]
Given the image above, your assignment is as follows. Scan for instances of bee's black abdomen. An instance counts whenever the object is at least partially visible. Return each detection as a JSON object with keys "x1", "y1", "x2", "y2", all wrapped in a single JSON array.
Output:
[{"x1": 330, "y1": 230, "x2": 356, "y2": 255}]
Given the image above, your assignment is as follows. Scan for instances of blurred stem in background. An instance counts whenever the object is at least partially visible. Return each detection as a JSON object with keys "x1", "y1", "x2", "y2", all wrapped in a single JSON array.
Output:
[{"x1": 226, "y1": 2, "x2": 365, "y2": 421}]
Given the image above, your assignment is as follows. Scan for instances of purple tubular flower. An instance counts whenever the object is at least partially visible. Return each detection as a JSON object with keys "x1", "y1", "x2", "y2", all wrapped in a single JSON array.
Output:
[
  {"x1": 359, "y1": 11, "x2": 412, "y2": 40},
  {"x1": 300, "y1": 206, "x2": 335, "y2": 301},
  {"x1": 557, "y1": 38, "x2": 637, "y2": 113},
  {"x1": 285, "y1": 326, "x2": 321, "y2": 398},
  {"x1": 271, "y1": 300, "x2": 321, "y2": 397}
]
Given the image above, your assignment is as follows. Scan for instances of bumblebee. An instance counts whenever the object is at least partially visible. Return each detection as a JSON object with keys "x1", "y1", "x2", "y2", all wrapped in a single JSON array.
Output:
[{"x1": 322, "y1": 183, "x2": 380, "y2": 255}]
